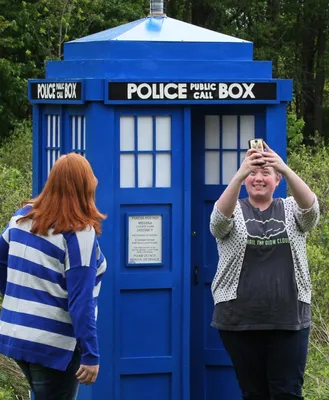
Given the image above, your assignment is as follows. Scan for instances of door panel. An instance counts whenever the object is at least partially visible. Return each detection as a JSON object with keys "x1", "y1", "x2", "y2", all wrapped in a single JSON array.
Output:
[{"x1": 191, "y1": 109, "x2": 258, "y2": 399}]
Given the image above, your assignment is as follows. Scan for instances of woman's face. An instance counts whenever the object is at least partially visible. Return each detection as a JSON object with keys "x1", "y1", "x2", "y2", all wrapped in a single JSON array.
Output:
[{"x1": 245, "y1": 166, "x2": 280, "y2": 201}]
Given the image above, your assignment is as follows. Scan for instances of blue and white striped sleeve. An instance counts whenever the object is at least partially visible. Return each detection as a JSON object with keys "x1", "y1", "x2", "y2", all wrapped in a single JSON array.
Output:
[
  {"x1": 64, "y1": 228, "x2": 100, "y2": 365},
  {"x1": 0, "y1": 222, "x2": 10, "y2": 296}
]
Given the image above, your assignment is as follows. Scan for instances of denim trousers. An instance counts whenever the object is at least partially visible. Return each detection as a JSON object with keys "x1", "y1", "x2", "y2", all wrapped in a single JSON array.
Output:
[
  {"x1": 16, "y1": 348, "x2": 81, "y2": 400},
  {"x1": 219, "y1": 328, "x2": 310, "y2": 400}
]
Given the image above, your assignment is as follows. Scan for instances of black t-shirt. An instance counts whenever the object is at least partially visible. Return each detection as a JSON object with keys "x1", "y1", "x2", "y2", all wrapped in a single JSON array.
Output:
[{"x1": 211, "y1": 198, "x2": 310, "y2": 331}]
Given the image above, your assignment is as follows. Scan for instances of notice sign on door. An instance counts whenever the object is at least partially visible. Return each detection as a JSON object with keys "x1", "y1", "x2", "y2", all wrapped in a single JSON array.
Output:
[
  {"x1": 128, "y1": 215, "x2": 162, "y2": 264},
  {"x1": 108, "y1": 82, "x2": 277, "y2": 101}
]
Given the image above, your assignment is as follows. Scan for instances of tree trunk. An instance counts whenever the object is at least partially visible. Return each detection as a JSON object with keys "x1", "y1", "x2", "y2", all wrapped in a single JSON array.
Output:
[
  {"x1": 300, "y1": 0, "x2": 316, "y2": 141},
  {"x1": 314, "y1": 25, "x2": 327, "y2": 136}
]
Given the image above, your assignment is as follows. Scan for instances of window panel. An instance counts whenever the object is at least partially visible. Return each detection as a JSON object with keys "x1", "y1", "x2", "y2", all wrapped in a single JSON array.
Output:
[
  {"x1": 120, "y1": 114, "x2": 172, "y2": 189},
  {"x1": 138, "y1": 154, "x2": 153, "y2": 187},
  {"x1": 240, "y1": 151, "x2": 247, "y2": 166},
  {"x1": 138, "y1": 117, "x2": 153, "y2": 151},
  {"x1": 156, "y1": 116, "x2": 171, "y2": 150},
  {"x1": 205, "y1": 151, "x2": 220, "y2": 185},
  {"x1": 46, "y1": 114, "x2": 61, "y2": 176},
  {"x1": 240, "y1": 116, "x2": 255, "y2": 149},
  {"x1": 120, "y1": 117, "x2": 135, "y2": 151},
  {"x1": 71, "y1": 116, "x2": 86, "y2": 156},
  {"x1": 120, "y1": 154, "x2": 135, "y2": 188},
  {"x1": 156, "y1": 154, "x2": 171, "y2": 187},
  {"x1": 222, "y1": 115, "x2": 238, "y2": 149},
  {"x1": 222, "y1": 152, "x2": 237, "y2": 185},
  {"x1": 205, "y1": 116, "x2": 220, "y2": 149}
]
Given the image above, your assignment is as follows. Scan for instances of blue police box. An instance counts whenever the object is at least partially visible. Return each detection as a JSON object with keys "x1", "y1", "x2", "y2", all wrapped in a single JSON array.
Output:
[{"x1": 28, "y1": 2, "x2": 292, "y2": 399}]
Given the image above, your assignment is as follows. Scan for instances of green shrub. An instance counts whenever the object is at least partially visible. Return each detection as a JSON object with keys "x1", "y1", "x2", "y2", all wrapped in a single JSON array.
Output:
[
  {"x1": 287, "y1": 118, "x2": 329, "y2": 399},
  {"x1": 0, "y1": 120, "x2": 31, "y2": 399}
]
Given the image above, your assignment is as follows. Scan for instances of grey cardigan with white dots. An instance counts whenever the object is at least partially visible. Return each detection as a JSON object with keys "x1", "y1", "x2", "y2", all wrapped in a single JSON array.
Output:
[{"x1": 210, "y1": 196, "x2": 320, "y2": 305}]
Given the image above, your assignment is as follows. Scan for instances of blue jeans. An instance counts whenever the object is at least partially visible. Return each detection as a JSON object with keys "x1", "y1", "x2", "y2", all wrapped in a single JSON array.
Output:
[
  {"x1": 219, "y1": 328, "x2": 310, "y2": 400},
  {"x1": 16, "y1": 348, "x2": 81, "y2": 400}
]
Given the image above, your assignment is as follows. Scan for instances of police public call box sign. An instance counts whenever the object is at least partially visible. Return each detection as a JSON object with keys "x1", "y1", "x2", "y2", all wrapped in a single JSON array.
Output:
[
  {"x1": 29, "y1": 81, "x2": 84, "y2": 104},
  {"x1": 108, "y1": 82, "x2": 277, "y2": 101}
]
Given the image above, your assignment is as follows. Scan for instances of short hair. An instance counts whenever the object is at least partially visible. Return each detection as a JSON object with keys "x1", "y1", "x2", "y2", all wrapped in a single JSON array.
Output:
[{"x1": 18, "y1": 153, "x2": 106, "y2": 236}]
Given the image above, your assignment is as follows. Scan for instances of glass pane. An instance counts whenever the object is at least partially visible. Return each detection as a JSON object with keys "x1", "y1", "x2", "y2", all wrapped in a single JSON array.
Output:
[
  {"x1": 57, "y1": 116, "x2": 61, "y2": 149},
  {"x1": 138, "y1": 154, "x2": 153, "y2": 187},
  {"x1": 47, "y1": 115, "x2": 51, "y2": 147},
  {"x1": 222, "y1": 152, "x2": 237, "y2": 185},
  {"x1": 120, "y1": 154, "x2": 135, "y2": 188},
  {"x1": 83, "y1": 117, "x2": 86, "y2": 151},
  {"x1": 52, "y1": 149, "x2": 56, "y2": 170},
  {"x1": 240, "y1": 151, "x2": 247, "y2": 167},
  {"x1": 138, "y1": 117, "x2": 153, "y2": 151},
  {"x1": 72, "y1": 117, "x2": 76, "y2": 150},
  {"x1": 120, "y1": 117, "x2": 135, "y2": 151},
  {"x1": 156, "y1": 116, "x2": 171, "y2": 150},
  {"x1": 205, "y1": 151, "x2": 220, "y2": 185},
  {"x1": 52, "y1": 116, "x2": 56, "y2": 147},
  {"x1": 77, "y1": 116, "x2": 82, "y2": 150},
  {"x1": 240, "y1": 116, "x2": 255, "y2": 149},
  {"x1": 156, "y1": 154, "x2": 171, "y2": 187},
  {"x1": 205, "y1": 116, "x2": 220, "y2": 149},
  {"x1": 222, "y1": 115, "x2": 238, "y2": 149}
]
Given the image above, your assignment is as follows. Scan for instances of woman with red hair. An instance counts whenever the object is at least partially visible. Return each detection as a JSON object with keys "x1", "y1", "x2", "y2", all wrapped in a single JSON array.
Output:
[{"x1": 0, "y1": 153, "x2": 107, "y2": 400}]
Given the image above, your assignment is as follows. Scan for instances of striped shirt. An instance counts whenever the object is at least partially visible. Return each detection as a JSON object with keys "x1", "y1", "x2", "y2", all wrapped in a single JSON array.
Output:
[{"x1": 0, "y1": 205, "x2": 107, "y2": 371}]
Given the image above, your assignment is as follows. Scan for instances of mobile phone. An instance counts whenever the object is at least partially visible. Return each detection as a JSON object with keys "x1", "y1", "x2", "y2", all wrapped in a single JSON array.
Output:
[{"x1": 248, "y1": 139, "x2": 264, "y2": 152}]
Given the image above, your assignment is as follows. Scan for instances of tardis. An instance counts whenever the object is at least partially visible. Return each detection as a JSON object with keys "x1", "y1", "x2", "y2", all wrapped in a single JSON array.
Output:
[{"x1": 28, "y1": 2, "x2": 292, "y2": 399}]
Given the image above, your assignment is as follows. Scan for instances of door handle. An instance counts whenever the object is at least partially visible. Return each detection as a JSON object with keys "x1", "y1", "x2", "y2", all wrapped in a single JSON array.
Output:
[{"x1": 193, "y1": 265, "x2": 199, "y2": 285}]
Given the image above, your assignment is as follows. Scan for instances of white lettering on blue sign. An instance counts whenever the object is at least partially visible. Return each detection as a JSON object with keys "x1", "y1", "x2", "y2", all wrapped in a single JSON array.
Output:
[
  {"x1": 126, "y1": 82, "x2": 256, "y2": 100},
  {"x1": 36, "y1": 83, "x2": 78, "y2": 100},
  {"x1": 128, "y1": 83, "x2": 188, "y2": 100}
]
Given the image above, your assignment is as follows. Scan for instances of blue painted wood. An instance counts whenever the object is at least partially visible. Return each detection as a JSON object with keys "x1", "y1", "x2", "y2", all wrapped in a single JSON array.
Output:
[
  {"x1": 78, "y1": 103, "x2": 116, "y2": 400},
  {"x1": 190, "y1": 111, "x2": 242, "y2": 400},
  {"x1": 28, "y1": 12, "x2": 292, "y2": 400},
  {"x1": 32, "y1": 105, "x2": 41, "y2": 197},
  {"x1": 265, "y1": 103, "x2": 288, "y2": 198},
  {"x1": 45, "y1": 60, "x2": 274, "y2": 81},
  {"x1": 98, "y1": 107, "x2": 189, "y2": 400},
  {"x1": 64, "y1": 42, "x2": 253, "y2": 62}
]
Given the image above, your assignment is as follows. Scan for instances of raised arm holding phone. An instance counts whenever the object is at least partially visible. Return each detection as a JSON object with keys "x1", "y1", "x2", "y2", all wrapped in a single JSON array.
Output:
[{"x1": 210, "y1": 139, "x2": 319, "y2": 400}]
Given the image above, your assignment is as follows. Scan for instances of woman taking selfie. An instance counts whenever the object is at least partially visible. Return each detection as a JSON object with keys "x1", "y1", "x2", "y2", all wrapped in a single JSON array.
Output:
[
  {"x1": 0, "y1": 153, "x2": 107, "y2": 400},
  {"x1": 210, "y1": 142, "x2": 319, "y2": 400}
]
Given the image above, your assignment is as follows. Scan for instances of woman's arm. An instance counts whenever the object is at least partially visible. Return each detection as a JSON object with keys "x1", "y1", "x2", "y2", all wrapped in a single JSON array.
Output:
[
  {"x1": 65, "y1": 229, "x2": 99, "y2": 366},
  {"x1": 210, "y1": 149, "x2": 265, "y2": 239},
  {"x1": 216, "y1": 149, "x2": 265, "y2": 217},
  {"x1": 262, "y1": 143, "x2": 315, "y2": 209},
  {"x1": 281, "y1": 168, "x2": 315, "y2": 209},
  {"x1": 0, "y1": 224, "x2": 10, "y2": 295},
  {"x1": 262, "y1": 142, "x2": 319, "y2": 232}
]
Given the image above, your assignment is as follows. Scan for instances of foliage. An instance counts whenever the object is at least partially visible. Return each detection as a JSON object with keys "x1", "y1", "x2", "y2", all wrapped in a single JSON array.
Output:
[
  {"x1": 0, "y1": 0, "x2": 148, "y2": 141},
  {"x1": 304, "y1": 304, "x2": 329, "y2": 399},
  {"x1": 287, "y1": 113, "x2": 304, "y2": 148},
  {"x1": 1, "y1": 0, "x2": 329, "y2": 141},
  {"x1": 0, "y1": 121, "x2": 31, "y2": 399},
  {"x1": 287, "y1": 117, "x2": 329, "y2": 398},
  {"x1": 0, "y1": 121, "x2": 32, "y2": 230},
  {"x1": 288, "y1": 138, "x2": 329, "y2": 322}
]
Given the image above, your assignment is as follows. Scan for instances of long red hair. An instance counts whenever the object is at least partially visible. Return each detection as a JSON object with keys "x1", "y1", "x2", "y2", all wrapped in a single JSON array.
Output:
[{"x1": 18, "y1": 153, "x2": 106, "y2": 236}]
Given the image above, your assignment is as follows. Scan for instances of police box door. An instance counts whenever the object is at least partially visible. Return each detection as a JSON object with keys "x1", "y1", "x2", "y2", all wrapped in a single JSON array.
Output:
[{"x1": 190, "y1": 107, "x2": 262, "y2": 400}]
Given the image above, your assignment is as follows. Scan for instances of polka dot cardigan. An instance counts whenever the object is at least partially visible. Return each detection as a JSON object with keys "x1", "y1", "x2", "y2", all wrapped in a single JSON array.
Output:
[{"x1": 210, "y1": 196, "x2": 320, "y2": 305}]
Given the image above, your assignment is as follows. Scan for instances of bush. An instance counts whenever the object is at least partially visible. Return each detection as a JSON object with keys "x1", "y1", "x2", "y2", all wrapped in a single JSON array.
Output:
[
  {"x1": 288, "y1": 137, "x2": 329, "y2": 322},
  {"x1": 0, "y1": 120, "x2": 31, "y2": 400},
  {"x1": 287, "y1": 118, "x2": 329, "y2": 399}
]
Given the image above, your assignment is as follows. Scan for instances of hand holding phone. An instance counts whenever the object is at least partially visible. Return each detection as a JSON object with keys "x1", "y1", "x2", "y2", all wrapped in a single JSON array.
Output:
[{"x1": 248, "y1": 139, "x2": 264, "y2": 152}]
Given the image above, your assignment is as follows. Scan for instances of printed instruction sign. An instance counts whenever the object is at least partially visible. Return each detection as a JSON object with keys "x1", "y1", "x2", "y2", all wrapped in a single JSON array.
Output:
[{"x1": 128, "y1": 215, "x2": 162, "y2": 264}]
